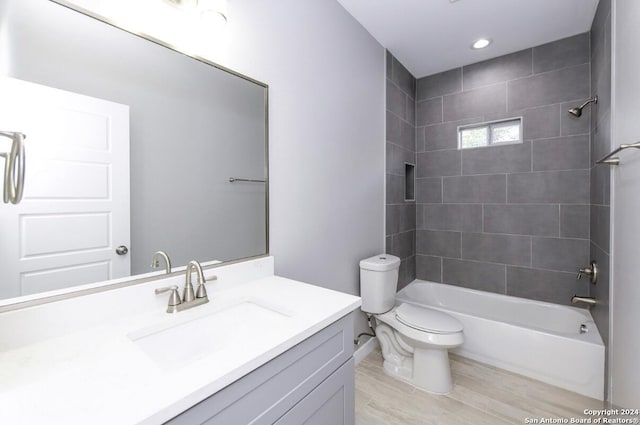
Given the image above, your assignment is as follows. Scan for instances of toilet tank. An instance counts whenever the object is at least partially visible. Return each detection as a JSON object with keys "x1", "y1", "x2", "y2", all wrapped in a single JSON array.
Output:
[{"x1": 359, "y1": 254, "x2": 401, "y2": 314}]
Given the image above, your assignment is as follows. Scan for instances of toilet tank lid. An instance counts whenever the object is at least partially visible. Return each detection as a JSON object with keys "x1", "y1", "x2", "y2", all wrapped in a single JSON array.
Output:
[
  {"x1": 395, "y1": 303, "x2": 463, "y2": 334},
  {"x1": 359, "y1": 254, "x2": 401, "y2": 271}
]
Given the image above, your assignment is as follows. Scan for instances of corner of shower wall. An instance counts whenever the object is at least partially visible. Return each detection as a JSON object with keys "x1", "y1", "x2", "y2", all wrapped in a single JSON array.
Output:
[
  {"x1": 384, "y1": 50, "x2": 417, "y2": 291},
  {"x1": 589, "y1": 0, "x2": 612, "y2": 400}
]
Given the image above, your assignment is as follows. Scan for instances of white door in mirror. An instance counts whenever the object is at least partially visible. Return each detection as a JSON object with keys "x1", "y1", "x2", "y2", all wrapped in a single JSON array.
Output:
[{"x1": 0, "y1": 77, "x2": 130, "y2": 298}]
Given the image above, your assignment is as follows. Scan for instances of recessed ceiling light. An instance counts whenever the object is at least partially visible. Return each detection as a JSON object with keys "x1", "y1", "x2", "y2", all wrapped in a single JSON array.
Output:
[{"x1": 472, "y1": 38, "x2": 492, "y2": 49}]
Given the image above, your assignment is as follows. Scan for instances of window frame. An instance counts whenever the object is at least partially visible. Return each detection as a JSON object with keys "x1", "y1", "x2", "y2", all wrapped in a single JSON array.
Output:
[{"x1": 457, "y1": 117, "x2": 523, "y2": 150}]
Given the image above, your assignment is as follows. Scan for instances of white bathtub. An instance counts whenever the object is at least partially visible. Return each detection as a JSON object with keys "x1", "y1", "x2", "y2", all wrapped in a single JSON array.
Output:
[{"x1": 397, "y1": 280, "x2": 605, "y2": 400}]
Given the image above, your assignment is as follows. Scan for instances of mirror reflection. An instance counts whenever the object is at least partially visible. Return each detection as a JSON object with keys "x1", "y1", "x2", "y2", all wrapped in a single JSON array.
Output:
[{"x1": 0, "y1": 0, "x2": 268, "y2": 302}]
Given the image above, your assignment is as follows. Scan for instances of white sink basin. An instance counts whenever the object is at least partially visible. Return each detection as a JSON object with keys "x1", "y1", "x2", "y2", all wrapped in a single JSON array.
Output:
[{"x1": 128, "y1": 300, "x2": 291, "y2": 370}]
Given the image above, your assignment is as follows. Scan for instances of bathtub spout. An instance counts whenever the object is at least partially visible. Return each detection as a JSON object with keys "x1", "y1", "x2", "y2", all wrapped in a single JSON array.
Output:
[{"x1": 571, "y1": 295, "x2": 596, "y2": 307}]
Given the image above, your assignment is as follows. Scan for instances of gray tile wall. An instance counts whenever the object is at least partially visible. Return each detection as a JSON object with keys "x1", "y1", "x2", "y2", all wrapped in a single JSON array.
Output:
[
  {"x1": 386, "y1": 51, "x2": 417, "y2": 290},
  {"x1": 589, "y1": 0, "x2": 612, "y2": 396},
  {"x1": 414, "y1": 33, "x2": 592, "y2": 306}
]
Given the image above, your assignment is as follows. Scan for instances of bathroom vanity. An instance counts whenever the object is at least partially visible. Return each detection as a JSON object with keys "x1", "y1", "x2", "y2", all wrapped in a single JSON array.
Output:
[{"x1": 0, "y1": 257, "x2": 361, "y2": 424}]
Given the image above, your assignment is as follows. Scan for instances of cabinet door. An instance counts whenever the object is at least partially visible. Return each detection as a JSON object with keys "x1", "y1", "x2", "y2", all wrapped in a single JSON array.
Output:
[{"x1": 274, "y1": 358, "x2": 354, "y2": 425}]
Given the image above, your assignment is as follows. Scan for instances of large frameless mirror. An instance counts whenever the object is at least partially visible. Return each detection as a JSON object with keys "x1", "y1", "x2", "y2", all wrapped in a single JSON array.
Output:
[{"x1": 0, "y1": 0, "x2": 268, "y2": 308}]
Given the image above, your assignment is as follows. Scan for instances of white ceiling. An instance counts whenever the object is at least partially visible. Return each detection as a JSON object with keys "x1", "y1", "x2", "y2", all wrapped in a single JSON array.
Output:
[{"x1": 336, "y1": 0, "x2": 599, "y2": 78}]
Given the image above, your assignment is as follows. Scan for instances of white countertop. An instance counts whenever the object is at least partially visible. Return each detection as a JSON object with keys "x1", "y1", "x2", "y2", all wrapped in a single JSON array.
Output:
[{"x1": 0, "y1": 263, "x2": 361, "y2": 424}]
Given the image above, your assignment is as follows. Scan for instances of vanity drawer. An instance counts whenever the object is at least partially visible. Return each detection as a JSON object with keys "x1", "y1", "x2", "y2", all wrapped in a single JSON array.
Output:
[{"x1": 166, "y1": 312, "x2": 354, "y2": 425}]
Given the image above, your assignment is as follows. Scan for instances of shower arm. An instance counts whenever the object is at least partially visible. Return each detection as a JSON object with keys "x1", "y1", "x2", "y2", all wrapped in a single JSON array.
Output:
[
  {"x1": 568, "y1": 96, "x2": 598, "y2": 117},
  {"x1": 577, "y1": 98, "x2": 597, "y2": 110}
]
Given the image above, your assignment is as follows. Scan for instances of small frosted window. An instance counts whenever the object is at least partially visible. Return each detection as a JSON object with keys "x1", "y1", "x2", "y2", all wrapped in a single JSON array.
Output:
[
  {"x1": 460, "y1": 127, "x2": 488, "y2": 148},
  {"x1": 459, "y1": 118, "x2": 522, "y2": 149}
]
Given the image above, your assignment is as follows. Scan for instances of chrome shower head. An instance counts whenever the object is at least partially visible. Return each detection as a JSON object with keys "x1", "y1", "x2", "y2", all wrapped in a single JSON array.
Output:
[
  {"x1": 568, "y1": 96, "x2": 598, "y2": 117},
  {"x1": 568, "y1": 107, "x2": 583, "y2": 117}
]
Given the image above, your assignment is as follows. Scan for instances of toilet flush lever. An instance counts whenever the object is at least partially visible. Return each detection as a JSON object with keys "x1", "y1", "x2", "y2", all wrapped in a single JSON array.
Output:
[{"x1": 576, "y1": 261, "x2": 598, "y2": 285}]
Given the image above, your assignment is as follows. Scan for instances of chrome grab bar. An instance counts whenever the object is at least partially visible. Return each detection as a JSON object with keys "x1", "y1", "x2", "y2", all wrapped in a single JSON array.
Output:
[
  {"x1": 228, "y1": 177, "x2": 266, "y2": 183},
  {"x1": 0, "y1": 131, "x2": 26, "y2": 204},
  {"x1": 596, "y1": 141, "x2": 640, "y2": 166}
]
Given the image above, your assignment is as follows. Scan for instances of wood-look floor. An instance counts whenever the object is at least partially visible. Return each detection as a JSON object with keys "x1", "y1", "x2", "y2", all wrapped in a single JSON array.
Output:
[{"x1": 356, "y1": 348, "x2": 605, "y2": 425}]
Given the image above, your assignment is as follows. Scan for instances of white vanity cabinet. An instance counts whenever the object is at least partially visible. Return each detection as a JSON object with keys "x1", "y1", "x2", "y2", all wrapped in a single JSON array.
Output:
[{"x1": 166, "y1": 313, "x2": 355, "y2": 425}]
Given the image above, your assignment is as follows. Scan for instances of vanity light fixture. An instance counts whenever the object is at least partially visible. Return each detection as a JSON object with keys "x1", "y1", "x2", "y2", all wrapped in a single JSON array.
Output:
[{"x1": 472, "y1": 38, "x2": 492, "y2": 49}]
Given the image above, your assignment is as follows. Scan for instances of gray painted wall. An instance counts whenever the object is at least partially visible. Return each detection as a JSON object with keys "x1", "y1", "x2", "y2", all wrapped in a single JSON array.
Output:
[
  {"x1": 412, "y1": 34, "x2": 593, "y2": 306},
  {"x1": 385, "y1": 51, "x2": 417, "y2": 290},
  {"x1": 220, "y1": 0, "x2": 386, "y2": 339},
  {"x1": 589, "y1": 0, "x2": 612, "y2": 397}
]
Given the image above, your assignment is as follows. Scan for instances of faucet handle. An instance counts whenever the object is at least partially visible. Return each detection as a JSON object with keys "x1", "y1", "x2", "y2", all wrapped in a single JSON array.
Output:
[
  {"x1": 196, "y1": 281, "x2": 208, "y2": 299},
  {"x1": 576, "y1": 261, "x2": 598, "y2": 285},
  {"x1": 196, "y1": 275, "x2": 217, "y2": 299},
  {"x1": 155, "y1": 285, "x2": 182, "y2": 313}
]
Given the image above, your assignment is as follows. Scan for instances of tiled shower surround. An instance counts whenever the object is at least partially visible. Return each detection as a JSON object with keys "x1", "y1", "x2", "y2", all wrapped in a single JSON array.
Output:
[
  {"x1": 387, "y1": 33, "x2": 595, "y2": 305},
  {"x1": 589, "y1": 0, "x2": 612, "y2": 382},
  {"x1": 385, "y1": 53, "x2": 417, "y2": 289}
]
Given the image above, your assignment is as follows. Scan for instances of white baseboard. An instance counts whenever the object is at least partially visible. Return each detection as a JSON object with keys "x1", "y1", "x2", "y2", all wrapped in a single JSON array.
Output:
[{"x1": 354, "y1": 336, "x2": 379, "y2": 365}]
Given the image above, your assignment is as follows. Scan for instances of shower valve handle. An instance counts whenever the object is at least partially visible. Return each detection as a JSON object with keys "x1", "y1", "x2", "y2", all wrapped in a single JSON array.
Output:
[
  {"x1": 576, "y1": 261, "x2": 598, "y2": 285},
  {"x1": 576, "y1": 269, "x2": 590, "y2": 278}
]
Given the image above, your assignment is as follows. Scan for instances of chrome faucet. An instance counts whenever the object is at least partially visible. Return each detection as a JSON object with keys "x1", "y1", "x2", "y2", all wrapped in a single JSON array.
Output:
[
  {"x1": 155, "y1": 260, "x2": 217, "y2": 313},
  {"x1": 571, "y1": 295, "x2": 596, "y2": 307},
  {"x1": 151, "y1": 251, "x2": 172, "y2": 274},
  {"x1": 184, "y1": 260, "x2": 206, "y2": 302}
]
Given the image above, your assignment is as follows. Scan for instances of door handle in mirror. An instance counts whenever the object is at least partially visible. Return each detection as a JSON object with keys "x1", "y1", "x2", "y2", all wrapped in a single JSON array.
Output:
[{"x1": 115, "y1": 245, "x2": 129, "y2": 255}]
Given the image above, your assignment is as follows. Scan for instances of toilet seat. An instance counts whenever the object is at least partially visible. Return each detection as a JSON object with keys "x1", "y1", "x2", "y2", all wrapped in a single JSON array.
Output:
[
  {"x1": 395, "y1": 303, "x2": 463, "y2": 334},
  {"x1": 376, "y1": 303, "x2": 464, "y2": 348}
]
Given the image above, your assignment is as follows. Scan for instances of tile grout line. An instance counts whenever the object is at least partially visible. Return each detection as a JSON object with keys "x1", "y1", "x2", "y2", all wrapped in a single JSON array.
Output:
[
  {"x1": 558, "y1": 204, "x2": 562, "y2": 237},
  {"x1": 559, "y1": 98, "x2": 563, "y2": 137},
  {"x1": 505, "y1": 265, "x2": 508, "y2": 294},
  {"x1": 531, "y1": 48, "x2": 534, "y2": 74},
  {"x1": 505, "y1": 79, "x2": 509, "y2": 113},
  {"x1": 530, "y1": 138, "x2": 534, "y2": 172}
]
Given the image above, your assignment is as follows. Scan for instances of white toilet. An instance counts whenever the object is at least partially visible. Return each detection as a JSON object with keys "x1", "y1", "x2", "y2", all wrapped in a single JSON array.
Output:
[{"x1": 359, "y1": 254, "x2": 464, "y2": 394}]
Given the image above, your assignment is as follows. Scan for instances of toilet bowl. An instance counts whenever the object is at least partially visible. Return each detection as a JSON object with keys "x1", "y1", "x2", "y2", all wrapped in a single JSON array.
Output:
[
  {"x1": 359, "y1": 254, "x2": 464, "y2": 394},
  {"x1": 374, "y1": 302, "x2": 463, "y2": 394}
]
